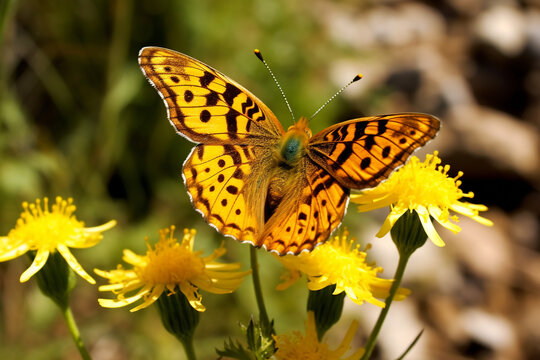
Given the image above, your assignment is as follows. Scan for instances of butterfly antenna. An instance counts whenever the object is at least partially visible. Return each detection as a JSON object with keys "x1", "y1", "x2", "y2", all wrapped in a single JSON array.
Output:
[
  {"x1": 310, "y1": 73, "x2": 363, "y2": 119},
  {"x1": 254, "y1": 49, "x2": 295, "y2": 122}
]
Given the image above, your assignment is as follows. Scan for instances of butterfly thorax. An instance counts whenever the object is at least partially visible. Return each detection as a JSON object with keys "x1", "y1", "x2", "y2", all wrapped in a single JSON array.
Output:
[
  {"x1": 262, "y1": 117, "x2": 312, "y2": 222},
  {"x1": 276, "y1": 116, "x2": 312, "y2": 167}
]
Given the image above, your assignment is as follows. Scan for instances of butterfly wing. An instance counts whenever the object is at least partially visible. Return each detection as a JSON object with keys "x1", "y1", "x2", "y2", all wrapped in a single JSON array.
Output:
[
  {"x1": 258, "y1": 159, "x2": 349, "y2": 255},
  {"x1": 140, "y1": 47, "x2": 441, "y2": 255},
  {"x1": 183, "y1": 144, "x2": 265, "y2": 243},
  {"x1": 307, "y1": 113, "x2": 440, "y2": 189},
  {"x1": 139, "y1": 47, "x2": 284, "y2": 144},
  {"x1": 258, "y1": 113, "x2": 439, "y2": 255},
  {"x1": 139, "y1": 47, "x2": 284, "y2": 242}
]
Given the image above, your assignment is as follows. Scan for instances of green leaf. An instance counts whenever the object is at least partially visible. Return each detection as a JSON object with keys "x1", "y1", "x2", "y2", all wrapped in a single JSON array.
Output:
[
  {"x1": 216, "y1": 338, "x2": 256, "y2": 360},
  {"x1": 216, "y1": 317, "x2": 276, "y2": 360}
]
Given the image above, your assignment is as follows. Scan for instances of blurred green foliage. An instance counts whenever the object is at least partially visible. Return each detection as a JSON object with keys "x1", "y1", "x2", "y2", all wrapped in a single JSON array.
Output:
[{"x1": 0, "y1": 0, "x2": 373, "y2": 358}]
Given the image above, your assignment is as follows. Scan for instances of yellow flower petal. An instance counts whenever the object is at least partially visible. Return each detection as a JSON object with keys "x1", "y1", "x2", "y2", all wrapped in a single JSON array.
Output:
[
  {"x1": 277, "y1": 230, "x2": 407, "y2": 308},
  {"x1": 57, "y1": 243, "x2": 95, "y2": 284},
  {"x1": 96, "y1": 226, "x2": 250, "y2": 312},
  {"x1": 180, "y1": 281, "x2": 205, "y2": 312},
  {"x1": 0, "y1": 239, "x2": 29, "y2": 262},
  {"x1": 417, "y1": 207, "x2": 445, "y2": 247},
  {"x1": 274, "y1": 311, "x2": 364, "y2": 360},
  {"x1": 20, "y1": 249, "x2": 49, "y2": 282},
  {"x1": 131, "y1": 284, "x2": 164, "y2": 312},
  {"x1": 450, "y1": 203, "x2": 494, "y2": 226},
  {"x1": 98, "y1": 290, "x2": 145, "y2": 308},
  {"x1": 376, "y1": 207, "x2": 407, "y2": 238},
  {"x1": 1, "y1": 197, "x2": 115, "y2": 283},
  {"x1": 353, "y1": 152, "x2": 492, "y2": 246}
]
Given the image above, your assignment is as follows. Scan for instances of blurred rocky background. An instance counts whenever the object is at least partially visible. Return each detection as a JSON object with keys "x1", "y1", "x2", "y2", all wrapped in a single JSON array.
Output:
[{"x1": 0, "y1": 0, "x2": 538, "y2": 359}]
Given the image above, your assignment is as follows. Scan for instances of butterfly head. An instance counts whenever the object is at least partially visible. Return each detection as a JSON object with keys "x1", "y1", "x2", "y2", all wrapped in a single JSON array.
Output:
[{"x1": 278, "y1": 117, "x2": 312, "y2": 166}]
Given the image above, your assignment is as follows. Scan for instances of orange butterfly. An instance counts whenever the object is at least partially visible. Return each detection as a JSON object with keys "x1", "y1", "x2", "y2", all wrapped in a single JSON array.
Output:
[{"x1": 139, "y1": 47, "x2": 440, "y2": 255}]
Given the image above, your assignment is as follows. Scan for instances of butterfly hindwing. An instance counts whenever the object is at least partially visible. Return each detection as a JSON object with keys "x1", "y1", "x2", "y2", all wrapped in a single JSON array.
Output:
[
  {"x1": 139, "y1": 47, "x2": 284, "y2": 144},
  {"x1": 308, "y1": 113, "x2": 440, "y2": 189},
  {"x1": 259, "y1": 160, "x2": 349, "y2": 255},
  {"x1": 183, "y1": 144, "x2": 262, "y2": 242}
]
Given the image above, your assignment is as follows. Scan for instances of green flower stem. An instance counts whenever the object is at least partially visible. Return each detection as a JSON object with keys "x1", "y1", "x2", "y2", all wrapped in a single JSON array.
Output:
[
  {"x1": 179, "y1": 334, "x2": 197, "y2": 360},
  {"x1": 61, "y1": 306, "x2": 92, "y2": 360},
  {"x1": 250, "y1": 246, "x2": 270, "y2": 328},
  {"x1": 361, "y1": 252, "x2": 410, "y2": 360}
]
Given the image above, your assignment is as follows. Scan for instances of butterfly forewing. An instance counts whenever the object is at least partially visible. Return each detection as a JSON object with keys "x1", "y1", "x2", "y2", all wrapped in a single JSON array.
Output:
[
  {"x1": 140, "y1": 47, "x2": 285, "y2": 246},
  {"x1": 139, "y1": 47, "x2": 284, "y2": 144},
  {"x1": 308, "y1": 114, "x2": 440, "y2": 189}
]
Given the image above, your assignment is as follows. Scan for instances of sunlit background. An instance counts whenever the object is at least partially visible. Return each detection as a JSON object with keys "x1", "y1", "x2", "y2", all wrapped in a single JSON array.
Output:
[{"x1": 1, "y1": 0, "x2": 539, "y2": 359}]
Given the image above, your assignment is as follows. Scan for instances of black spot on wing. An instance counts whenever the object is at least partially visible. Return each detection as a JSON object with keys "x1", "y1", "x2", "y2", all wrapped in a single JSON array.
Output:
[
  {"x1": 212, "y1": 214, "x2": 225, "y2": 225},
  {"x1": 354, "y1": 121, "x2": 369, "y2": 139},
  {"x1": 205, "y1": 91, "x2": 219, "y2": 106},
  {"x1": 196, "y1": 145, "x2": 204, "y2": 159},
  {"x1": 223, "y1": 83, "x2": 242, "y2": 106},
  {"x1": 360, "y1": 157, "x2": 371, "y2": 170},
  {"x1": 377, "y1": 119, "x2": 388, "y2": 135},
  {"x1": 200, "y1": 71, "x2": 215, "y2": 87},
  {"x1": 232, "y1": 168, "x2": 244, "y2": 179},
  {"x1": 246, "y1": 103, "x2": 260, "y2": 118},
  {"x1": 364, "y1": 135, "x2": 376, "y2": 151},
  {"x1": 228, "y1": 223, "x2": 241, "y2": 230},
  {"x1": 200, "y1": 110, "x2": 211, "y2": 123},
  {"x1": 336, "y1": 144, "x2": 354, "y2": 165},
  {"x1": 184, "y1": 90, "x2": 194, "y2": 103},
  {"x1": 241, "y1": 97, "x2": 253, "y2": 114},
  {"x1": 223, "y1": 145, "x2": 242, "y2": 164},
  {"x1": 225, "y1": 109, "x2": 239, "y2": 139}
]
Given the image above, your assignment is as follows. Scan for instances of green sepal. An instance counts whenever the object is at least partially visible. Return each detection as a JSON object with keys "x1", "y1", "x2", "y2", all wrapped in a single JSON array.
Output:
[
  {"x1": 307, "y1": 284, "x2": 345, "y2": 339},
  {"x1": 31, "y1": 251, "x2": 76, "y2": 310},
  {"x1": 155, "y1": 290, "x2": 200, "y2": 344},
  {"x1": 390, "y1": 210, "x2": 428, "y2": 258}
]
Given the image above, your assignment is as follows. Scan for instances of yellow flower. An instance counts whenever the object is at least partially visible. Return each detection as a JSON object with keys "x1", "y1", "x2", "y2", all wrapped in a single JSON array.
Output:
[
  {"x1": 274, "y1": 311, "x2": 364, "y2": 360},
  {"x1": 351, "y1": 151, "x2": 493, "y2": 247},
  {"x1": 276, "y1": 231, "x2": 409, "y2": 307},
  {"x1": 0, "y1": 197, "x2": 116, "y2": 284},
  {"x1": 96, "y1": 226, "x2": 251, "y2": 312}
]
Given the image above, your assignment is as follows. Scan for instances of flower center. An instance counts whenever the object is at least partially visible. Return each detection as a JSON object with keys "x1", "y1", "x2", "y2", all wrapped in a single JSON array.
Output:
[
  {"x1": 392, "y1": 155, "x2": 466, "y2": 209},
  {"x1": 9, "y1": 198, "x2": 82, "y2": 252},
  {"x1": 138, "y1": 231, "x2": 206, "y2": 286}
]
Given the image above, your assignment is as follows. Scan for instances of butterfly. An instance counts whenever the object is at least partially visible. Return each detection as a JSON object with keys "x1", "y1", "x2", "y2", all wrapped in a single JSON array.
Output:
[{"x1": 139, "y1": 47, "x2": 440, "y2": 255}]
